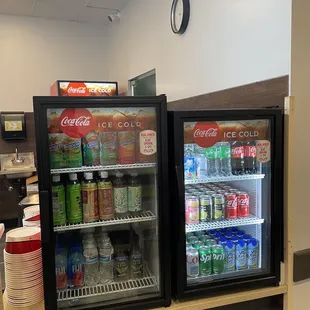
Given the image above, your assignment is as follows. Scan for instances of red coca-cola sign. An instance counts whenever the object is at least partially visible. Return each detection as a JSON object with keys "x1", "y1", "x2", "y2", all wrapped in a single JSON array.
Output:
[
  {"x1": 67, "y1": 82, "x2": 89, "y2": 96},
  {"x1": 193, "y1": 122, "x2": 220, "y2": 148},
  {"x1": 59, "y1": 108, "x2": 95, "y2": 138}
]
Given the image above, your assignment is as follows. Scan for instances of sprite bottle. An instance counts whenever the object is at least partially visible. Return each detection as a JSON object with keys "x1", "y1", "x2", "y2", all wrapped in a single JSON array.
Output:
[
  {"x1": 66, "y1": 173, "x2": 83, "y2": 224},
  {"x1": 52, "y1": 174, "x2": 66, "y2": 226}
]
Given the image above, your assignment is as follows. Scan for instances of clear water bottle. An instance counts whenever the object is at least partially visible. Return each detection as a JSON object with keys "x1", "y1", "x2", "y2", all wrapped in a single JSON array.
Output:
[
  {"x1": 219, "y1": 142, "x2": 232, "y2": 176},
  {"x1": 184, "y1": 144, "x2": 196, "y2": 180},
  {"x1": 55, "y1": 247, "x2": 68, "y2": 290},
  {"x1": 98, "y1": 238, "x2": 114, "y2": 284},
  {"x1": 83, "y1": 241, "x2": 99, "y2": 286},
  {"x1": 205, "y1": 143, "x2": 220, "y2": 177},
  {"x1": 194, "y1": 145, "x2": 207, "y2": 178}
]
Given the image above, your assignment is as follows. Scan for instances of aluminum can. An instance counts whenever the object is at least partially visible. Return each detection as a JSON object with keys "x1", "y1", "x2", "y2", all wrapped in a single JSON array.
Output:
[
  {"x1": 212, "y1": 194, "x2": 225, "y2": 220},
  {"x1": 199, "y1": 246, "x2": 212, "y2": 275},
  {"x1": 186, "y1": 248, "x2": 199, "y2": 277},
  {"x1": 185, "y1": 196, "x2": 199, "y2": 224},
  {"x1": 237, "y1": 192, "x2": 249, "y2": 218},
  {"x1": 225, "y1": 193, "x2": 238, "y2": 219},
  {"x1": 193, "y1": 240, "x2": 204, "y2": 250},
  {"x1": 199, "y1": 195, "x2": 212, "y2": 222},
  {"x1": 212, "y1": 245, "x2": 225, "y2": 274}
]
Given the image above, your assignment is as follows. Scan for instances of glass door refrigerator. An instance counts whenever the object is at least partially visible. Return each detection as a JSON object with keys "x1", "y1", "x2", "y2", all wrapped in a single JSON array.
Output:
[
  {"x1": 168, "y1": 109, "x2": 283, "y2": 298},
  {"x1": 33, "y1": 96, "x2": 170, "y2": 310}
]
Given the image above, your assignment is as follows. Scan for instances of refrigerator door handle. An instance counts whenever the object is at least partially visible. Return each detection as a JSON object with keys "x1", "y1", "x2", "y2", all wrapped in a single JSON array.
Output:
[{"x1": 39, "y1": 190, "x2": 51, "y2": 243}]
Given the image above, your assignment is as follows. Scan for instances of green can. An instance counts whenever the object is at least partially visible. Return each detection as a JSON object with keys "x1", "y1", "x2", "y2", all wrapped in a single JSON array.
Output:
[
  {"x1": 194, "y1": 231, "x2": 205, "y2": 237},
  {"x1": 212, "y1": 244, "x2": 225, "y2": 274},
  {"x1": 188, "y1": 236, "x2": 199, "y2": 245},
  {"x1": 186, "y1": 232, "x2": 195, "y2": 240},
  {"x1": 200, "y1": 235, "x2": 211, "y2": 243},
  {"x1": 199, "y1": 246, "x2": 212, "y2": 275},
  {"x1": 52, "y1": 175, "x2": 66, "y2": 226},
  {"x1": 206, "y1": 239, "x2": 217, "y2": 248},
  {"x1": 199, "y1": 195, "x2": 212, "y2": 222},
  {"x1": 212, "y1": 194, "x2": 225, "y2": 220},
  {"x1": 66, "y1": 173, "x2": 83, "y2": 224},
  {"x1": 193, "y1": 240, "x2": 204, "y2": 249}
]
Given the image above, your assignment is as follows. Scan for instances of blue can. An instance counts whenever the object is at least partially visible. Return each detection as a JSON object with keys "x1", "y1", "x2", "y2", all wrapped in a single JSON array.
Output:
[
  {"x1": 224, "y1": 241, "x2": 236, "y2": 272},
  {"x1": 236, "y1": 239, "x2": 247, "y2": 270},
  {"x1": 243, "y1": 234, "x2": 251, "y2": 244},
  {"x1": 248, "y1": 238, "x2": 259, "y2": 269}
]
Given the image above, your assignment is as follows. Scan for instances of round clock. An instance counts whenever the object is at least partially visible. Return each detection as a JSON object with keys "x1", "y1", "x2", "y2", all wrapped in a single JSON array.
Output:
[{"x1": 170, "y1": 0, "x2": 190, "y2": 35}]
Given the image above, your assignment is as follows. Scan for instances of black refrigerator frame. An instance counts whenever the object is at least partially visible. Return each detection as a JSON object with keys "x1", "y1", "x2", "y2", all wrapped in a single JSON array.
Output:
[
  {"x1": 33, "y1": 96, "x2": 171, "y2": 310},
  {"x1": 168, "y1": 109, "x2": 283, "y2": 299}
]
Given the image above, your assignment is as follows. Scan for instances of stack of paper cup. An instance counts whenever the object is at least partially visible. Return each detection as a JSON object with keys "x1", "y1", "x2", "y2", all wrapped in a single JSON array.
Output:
[
  {"x1": 4, "y1": 227, "x2": 43, "y2": 307},
  {"x1": 23, "y1": 205, "x2": 40, "y2": 227}
]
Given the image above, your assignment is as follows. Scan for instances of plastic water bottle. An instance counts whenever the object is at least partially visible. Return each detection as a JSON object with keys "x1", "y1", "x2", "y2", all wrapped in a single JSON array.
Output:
[
  {"x1": 98, "y1": 238, "x2": 114, "y2": 283},
  {"x1": 83, "y1": 241, "x2": 99, "y2": 286},
  {"x1": 219, "y1": 142, "x2": 232, "y2": 176},
  {"x1": 68, "y1": 246, "x2": 84, "y2": 288},
  {"x1": 205, "y1": 143, "x2": 220, "y2": 177},
  {"x1": 184, "y1": 144, "x2": 196, "y2": 180},
  {"x1": 194, "y1": 145, "x2": 207, "y2": 178},
  {"x1": 55, "y1": 247, "x2": 68, "y2": 289}
]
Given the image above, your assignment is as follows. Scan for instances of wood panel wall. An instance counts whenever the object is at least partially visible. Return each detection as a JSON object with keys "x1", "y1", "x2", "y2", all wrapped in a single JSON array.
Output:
[{"x1": 168, "y1": 75, "x2": 289, "y2": 111}]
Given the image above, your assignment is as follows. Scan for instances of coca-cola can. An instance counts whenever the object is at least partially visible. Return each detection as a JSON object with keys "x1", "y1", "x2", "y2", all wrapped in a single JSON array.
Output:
[
  {"x1": 225, "y1": 193, "x2": 238, "y2": 219},
  {"x1": 237, "y1": 192, "x2": 249, "y2": 218}
]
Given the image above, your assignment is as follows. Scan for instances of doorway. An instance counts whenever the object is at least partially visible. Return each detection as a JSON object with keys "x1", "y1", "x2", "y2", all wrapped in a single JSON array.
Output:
[{"x1": 129, "y1": 69, "x2": 156, "y2": 96}]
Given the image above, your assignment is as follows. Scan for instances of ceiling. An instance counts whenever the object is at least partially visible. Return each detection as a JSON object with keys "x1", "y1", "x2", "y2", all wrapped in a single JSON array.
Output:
[{"x1": 0, "y1": 0, "x2": 130, "y2": 24}]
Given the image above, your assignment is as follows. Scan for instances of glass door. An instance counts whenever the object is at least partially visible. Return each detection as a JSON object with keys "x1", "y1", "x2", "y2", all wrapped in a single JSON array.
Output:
[
  {"x1": 46, "y1": 105, "x2": 163, "y2": 308},
  {"x1": 183, "y1": 119, "x2": 274, "y2": 286}
]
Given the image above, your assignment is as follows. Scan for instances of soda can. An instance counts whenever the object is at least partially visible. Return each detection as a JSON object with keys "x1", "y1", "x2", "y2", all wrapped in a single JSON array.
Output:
[
  {"x1": 188, "y1": 236, "x2": 199, "y2": 245},
  {"x1": 225, "y1": 193, "x2": 238, "y2": 219},
  {"x1": 217, "y1": 189, "x2": 227, "y2": 194},
  {"x1": 199, "y1": 195, "x2": 212, "y2": 222},
  {"x1": 199, "y1": 246, "x2": 212, "y2": 276},
  {"x1": 205, "y1": 190, "x2": 215, "y2": 196},
  {"x1": 224, "y1": 241, "x2": 236, "y2": 272},
  {"x1": 236, "y1": 239, "x2": 248, "y2": 270},
  {"x1": 185, "y1": 196, "x2": 199, "y2": 224},
  {"x1": 237, "y1": 192, "x2": 250, "y2": 218},
  {"x1": 194, "y1": 231, "x2": 205, "y2": 237},
  {"x1": 186, "y1": 248, "x2": 199, "y2": 277},
  {"x1": 247, "y1": 238, "x2": 259, "y2": 269},
  {"x1": 186, "y1": 232, "x2": 195, "y2": 240},
  {"x1": 193, "y1": 191, "x2": 202, "y2": 197},
  {"x1": 193, "y1": 240, "x2": 204, "y2": 250},
  {"x1": 212, "y1": 194, "x2": 225, "y2": 220},
  {"x1": 206, "y1": 239, "x2": 217, "y2": 247},
  {"x1": 212, "y1": 245, "x2": 225, "y2": 274},
  {"x1": 243, "y1": 234, "x2": 252, "y2": 244},
  {"x1": 200, "y1": 235, "x2": 211, "y2": 244}
]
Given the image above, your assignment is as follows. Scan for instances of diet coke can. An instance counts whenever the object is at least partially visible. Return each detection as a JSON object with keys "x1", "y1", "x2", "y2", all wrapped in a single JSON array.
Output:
[
  {"x1": 225, "y1": 193, "x2": 238, "y2": 219},
  {"x1": 237, "y1": 192, "x2": 249, "y2": 218},
  {"x1": 186, "y1": 247, "x2": 199, "y2": 277}
]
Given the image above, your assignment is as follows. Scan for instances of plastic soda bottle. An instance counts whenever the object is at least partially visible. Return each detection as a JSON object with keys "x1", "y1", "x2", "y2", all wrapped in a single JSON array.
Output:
[
  {"x1": 247, "y1": 238, "x2": 259, "y2": 269},
  {"x1": 219, "y1": 142, "x2": 232, "y2": 176},
  {"x1": 52, "y1": 174, "x2": 66, "y2": 226},
  {"x1": 236, "y1": 239, "x2": 248, "y2": 270},
  {"x1": 194, "y1": 145, "x2": 207, "y2": 178},
  {"x1": 66, "y1": 173, "x2": 83, "y2": 224},
  {"x1": 82, "y1": 172, "x2": 99, "y2": 223},
  {"x1": 113, "y1": 172, "x2": 128, "y2": 217},
  {"x1": 68, "y1": 245, "x2": 84, "y2": 288},
  {"x1": 184, "y1": 144, "x2": 196, "y2": 180},
  {"x1": 97, "y1": 171, "x2": 114, "y2": 220},
  {"x1": 205, "y1": 143, "x2": 220, "y2": 177},
  {"x1": 128, "y1": 172, "x2": 142, "y2": 215},
  {"x1": 55, "y1": 247, "x2": 68, "y2": 289}
]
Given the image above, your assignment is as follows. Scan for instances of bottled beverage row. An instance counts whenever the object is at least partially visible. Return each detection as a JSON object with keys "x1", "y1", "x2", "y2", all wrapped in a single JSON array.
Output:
[
  {"x1": 49, "y1": 131, "x2": 156, "y2": 169},
  {"x1": 184, "y1": 140, "x2": 260, "y2": 180},
  {"x1": 56, "y1": 229, "x2": 144, "y2": 290},
  {"x1": 186, "y1": 228, "x2": 259, "y2": 278},
  {"x1": 52, "y1": 171, "x2": 144, "y2": 227},
  {"x1": 185, "y1": 182, "x2": 249, "y2": 224}
]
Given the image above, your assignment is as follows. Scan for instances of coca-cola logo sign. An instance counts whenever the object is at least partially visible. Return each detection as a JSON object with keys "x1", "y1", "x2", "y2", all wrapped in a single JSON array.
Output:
[
  {"x1": 67, "y1": 82, "x2": 89, "y2": 96},
  {"x1": 59, "y1": 108, "x2": 95, "y2": 138},
  {"x1": 193, "y1": 122, "x2": 220, "y2": 148}
]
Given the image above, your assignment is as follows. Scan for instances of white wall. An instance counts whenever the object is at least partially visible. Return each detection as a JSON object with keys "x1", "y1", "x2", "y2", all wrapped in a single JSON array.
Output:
[
  {"x1": 0, "y1": 15, "x2": 109, "y2": 111},
  {"x1": 291, "y1": 1, "x2": 310, "y2": 309},
  {"x1": 107, "y1": 0, "x2": 291, "y2": 101}
]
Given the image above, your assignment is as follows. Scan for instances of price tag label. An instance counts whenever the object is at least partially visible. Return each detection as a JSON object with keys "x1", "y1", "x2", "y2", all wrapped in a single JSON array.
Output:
[
  {"x1": 256, "y1": 140, "x2": 270, "y2": 163},
  {"x1": 140, "y1": 130, "x2": 157, "y2": 155}
]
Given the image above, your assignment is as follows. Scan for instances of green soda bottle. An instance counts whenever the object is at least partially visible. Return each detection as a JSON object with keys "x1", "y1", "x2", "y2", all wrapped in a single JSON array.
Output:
[
  {"x1": 66, "y1": 173, "x2": 83, "y2": 224},
  {"x1": 52, "y1": 174, "x2": 66, "y2": 226}
]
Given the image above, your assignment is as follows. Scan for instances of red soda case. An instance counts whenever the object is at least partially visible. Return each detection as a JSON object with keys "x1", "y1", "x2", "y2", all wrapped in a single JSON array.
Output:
[{"x1": 237, "y1": 192, "x2": 249, "y2": 218}]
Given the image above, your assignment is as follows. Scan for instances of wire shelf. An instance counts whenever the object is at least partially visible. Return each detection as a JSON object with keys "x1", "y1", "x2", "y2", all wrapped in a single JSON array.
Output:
[
  {"x1": 51, "y1": 163, "x2": 156, "y2": 174},
  {"x1": 186, "y1": 215, "x2": 264, "y2": 232},
  {"x1": 54, "y1": 211, "x2": 157, "y2": 232},
  {"x1": 185, "y1": 174, "x2": 265, "y2": 185},
  {"x1": 57, "y1": 269, "x2": 157, "y2": 302}
]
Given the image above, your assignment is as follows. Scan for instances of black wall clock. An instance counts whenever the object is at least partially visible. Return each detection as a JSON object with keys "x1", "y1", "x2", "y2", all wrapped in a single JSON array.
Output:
[{"x1": 170, "y1": 0, "x2": 190, "y2": 35}]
